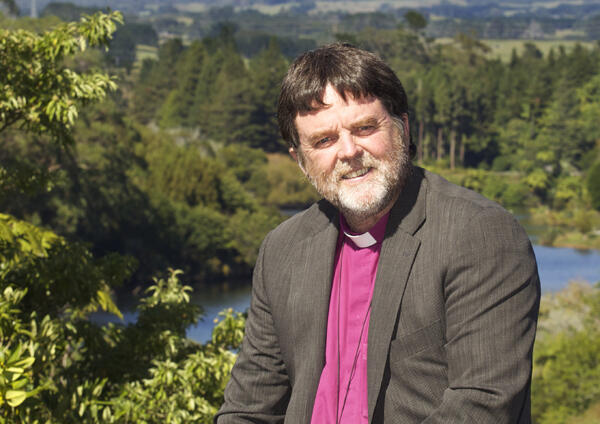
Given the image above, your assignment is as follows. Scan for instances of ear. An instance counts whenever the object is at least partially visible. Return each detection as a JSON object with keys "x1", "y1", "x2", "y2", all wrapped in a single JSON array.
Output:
[
  {"x1": 288, "y1": 146, "x2": 298, "y2": 162},
  {"x1": 401, "y1": 113, "x2": 410, "y2": 139}
]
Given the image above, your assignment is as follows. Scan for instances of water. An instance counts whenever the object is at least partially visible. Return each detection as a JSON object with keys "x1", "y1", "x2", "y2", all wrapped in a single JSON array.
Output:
[
  {"x1": 91, "y1": 243, "x2": 599, "y2": 343},
  {"x1": 186, "y1": 284, "x2": 254, "y2": 342},
  {"x1": 533, "y1": 245, "x2": 599, "y2": 292}
]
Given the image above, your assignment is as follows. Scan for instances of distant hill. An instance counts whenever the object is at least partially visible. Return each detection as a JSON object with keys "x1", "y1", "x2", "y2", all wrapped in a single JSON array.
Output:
[
  {"x1": 14, "y1": 0, "x2": 600, "y2": 18},
  {"x1": 12, "y1": 0, "x2": 600, "y2": 44}
]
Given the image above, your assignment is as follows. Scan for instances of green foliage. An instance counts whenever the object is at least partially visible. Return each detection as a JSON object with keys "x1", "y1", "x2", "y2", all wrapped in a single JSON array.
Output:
[
  {"x1": 404, "y1": 11, "x2": 427, "y2": 32},
  {"x1": 2, "y1": 8, "x2": 600, "y2": 422},
  {"x1": 111, "y1": 307, "x2": 245, "y2": 423},
  {"x1": 501, "y1": 180, "x2": 530, "y2": 208},
  {"x1": 0, "y1": 213, "x2": 131, "y2": 422},
  {"x1": 264, "y1": 154, "x2": 320, "y2": 208},
  {"x1": 553, "y1": 175, "x2": 583, "y2": 209},
  {"x1": 129, "y1": 129, "x2": 283, "y2": 280},
  {"x1": 528, "y1": 205, "x2": 600, "y2": 249},
  {"x1": 0, "y1": 11, "x2": 123, "y2": 145},
  {"x1": 130, "y1": 38, "x2": 184, "y2": 123},
  {"x1": 0, "y1": 0, "x2": 17, "y2": 15},
  {"x1": 430, "y1": 167, "x2": 536, "y2": 208},
  {"x1": 0, "y1": 11, "x2": 255, "y2": 424},
  {"x1": 41, "y1": 2, "x2": 102, "y2": 22},
  {"x1": 532, "y1": 283, "x2": 600, "y2": 424},
  {"x1": 124, "y1": 19, "x2": 599, "y2": 226},
  {"x1": 588, "y1": 161, "x2": 600, "y2": 211},
  {"x1": 2, "y1": 94, "x2": 282, "y2": 285},
  {"x1": 525, "y1": 169, "x2": 550, "y2": 197},
  {"x1": 0, "y1": 339, "x2": 37, "y2": 409},
  {"x1": 218, "y1": 144, "x2": 270, "y2": 199},
  {"x1": 0, "y1": 237, "x2": 246, "y2": 422},
  {"x1": 133, "y1": 34, "x2": 288, "y2": 152}
]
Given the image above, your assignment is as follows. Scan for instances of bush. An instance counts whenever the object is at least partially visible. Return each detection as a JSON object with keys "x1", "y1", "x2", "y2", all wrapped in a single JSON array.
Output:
[
  {"x1": 554, "y1": 175, "x2": 583, "y2": 209},
  {"x1": 587, "y1": 161, "x2": 600, "y2": 211},
  {"x1": 501, "y1": 180, "x2": 531, "y2": 208},
  {"x1": 491, "y1": 155, "x2": 513, "y2": 172},
  {"x1": 532, "y1": 283, "x2": 600, "y2": 424},
  {"x1": 481, "y1": 175, "x2": 508, "y2": 203}
]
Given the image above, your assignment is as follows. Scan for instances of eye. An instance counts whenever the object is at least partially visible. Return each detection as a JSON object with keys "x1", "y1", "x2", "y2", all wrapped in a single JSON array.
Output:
[
  {"x1": 355, "y1": 125, "x2": 376, "y2": 136},
  {"x1": 313, "y1": 135, "x2": 336, "y2": 147}
]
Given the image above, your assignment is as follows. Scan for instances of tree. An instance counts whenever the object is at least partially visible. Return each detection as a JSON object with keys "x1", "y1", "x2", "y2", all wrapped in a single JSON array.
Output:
[
  {"x1": 0, "y1": 11, "x2": 247, "y2": 422},
  {"x1": 404, "y1": 10, "x2": 427, "y2": 33},
  {"x1": 0, "y1": 11, "x2": 127, "y2": 417},
  {"x1": 532, "y1": 283, "x2": 600, "y2": 424},
  {"x1": 246, "y1": 38, "x2": 288, "y2": 151},
  {"x1": 130, "y1": 38, "x2": 184, "y2": 123},
  {"x1": 40, "y1": 2, "x2": 101, "y2": 22},
  {"x1": 159, "y1": 41, "x2": 207, "y2": 128},
  {"x1": 588, "y1": 161, "x2": 600, "y2": 211},
  {"x1": 0, "y1": 0, "x2": 17, "y2": 15},
  {"x1": 0, "y1": 11, "x2": 123, "y2": 146}
]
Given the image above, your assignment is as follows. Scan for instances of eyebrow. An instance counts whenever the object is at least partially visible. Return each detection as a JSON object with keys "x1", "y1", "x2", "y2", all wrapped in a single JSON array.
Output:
[
  {"x1": 350, "y1": 117, "x2": 380, "y2": 130},
  {"x1": 305, "y1": 116, "x2": 384, "y2": 144}
]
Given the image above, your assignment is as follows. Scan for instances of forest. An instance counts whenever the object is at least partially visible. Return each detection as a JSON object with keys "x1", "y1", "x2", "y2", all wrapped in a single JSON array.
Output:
[{"x1": 1, "y1": 2, "x2": 600, "y2": 423}]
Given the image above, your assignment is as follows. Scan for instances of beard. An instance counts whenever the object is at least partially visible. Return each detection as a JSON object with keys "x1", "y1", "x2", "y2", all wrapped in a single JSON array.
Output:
[{"x1": 301, "y1": 134, "x2": 411, "y2": 223}]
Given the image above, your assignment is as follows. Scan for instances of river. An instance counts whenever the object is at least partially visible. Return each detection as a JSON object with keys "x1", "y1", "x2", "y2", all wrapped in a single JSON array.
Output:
[{"x1": 93, "y1": 243, "x2": 600, "y2": 343}]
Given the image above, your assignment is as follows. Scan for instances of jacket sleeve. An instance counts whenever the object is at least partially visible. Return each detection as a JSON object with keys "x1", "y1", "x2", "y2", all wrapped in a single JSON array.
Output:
[
  {"x1": 423, "y1": 207, "x2": 540, "y2": 423},
  {"x1": 215, "y1": 232, "x2": 291, "y2": 423}
]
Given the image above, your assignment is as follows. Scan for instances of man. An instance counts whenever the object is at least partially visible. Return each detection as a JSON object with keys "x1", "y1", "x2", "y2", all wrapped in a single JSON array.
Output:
[{"x1": 216, "y1": 43, "x2": 540, "y2": 423}]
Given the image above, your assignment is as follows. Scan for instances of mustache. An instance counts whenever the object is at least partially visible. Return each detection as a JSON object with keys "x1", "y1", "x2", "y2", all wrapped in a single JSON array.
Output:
[{"x1": 331, "y1": 155, "x2": 377, "y2": 178}]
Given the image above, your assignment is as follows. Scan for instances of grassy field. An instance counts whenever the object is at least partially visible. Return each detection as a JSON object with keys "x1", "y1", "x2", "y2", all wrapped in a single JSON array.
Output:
[
  {"x1": 483, "y1": 39, "x2": 597, "y2": 61},
  {"x1": 173, "y1": 3, "x2": 208, "y2": 13},
  {"x1": 174, "y1": 0, "x2": 443, "y2": 15},
  {"x1": 436, "y1": 37, "x2": 597, "y2": 62},
  {"x1": 136, "y1": 44, "x2": 158, "y2": 62}
]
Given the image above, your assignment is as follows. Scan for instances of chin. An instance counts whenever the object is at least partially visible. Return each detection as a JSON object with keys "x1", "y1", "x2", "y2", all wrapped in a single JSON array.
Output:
[{"x1": 335, "y1": 186, "x2": 393, "y2": 219}]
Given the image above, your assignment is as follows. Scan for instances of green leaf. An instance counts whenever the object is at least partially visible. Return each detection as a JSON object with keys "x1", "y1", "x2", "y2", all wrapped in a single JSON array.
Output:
[{"x1": 5, "y1": 389, "x2": 27, "y2": 407}]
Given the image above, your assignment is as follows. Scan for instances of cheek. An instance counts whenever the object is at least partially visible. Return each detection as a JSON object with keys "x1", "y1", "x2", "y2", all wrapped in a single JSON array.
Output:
[
  {"x1": 366, "y1": 135, "x2": 397, "y2": 159},
  {"x1": 305, "y1": 151, "x2": 338, "y2": 175}
]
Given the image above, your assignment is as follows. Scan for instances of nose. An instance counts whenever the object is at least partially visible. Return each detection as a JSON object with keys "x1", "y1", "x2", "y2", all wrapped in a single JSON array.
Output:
[{"x1": 337, "y1": 133, "x2": 361, "y2": 161}]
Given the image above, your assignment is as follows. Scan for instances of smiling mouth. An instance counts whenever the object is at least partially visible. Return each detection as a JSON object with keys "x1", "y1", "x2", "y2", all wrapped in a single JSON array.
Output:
[{"x1": 342, "y1": 167, "x2": 371, "y2": 179}]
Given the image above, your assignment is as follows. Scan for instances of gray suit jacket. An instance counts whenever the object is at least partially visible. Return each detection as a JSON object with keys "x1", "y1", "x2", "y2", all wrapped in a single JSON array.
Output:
[{"x1": 216, "y1": 167, "x2": 540, "y2": 423}]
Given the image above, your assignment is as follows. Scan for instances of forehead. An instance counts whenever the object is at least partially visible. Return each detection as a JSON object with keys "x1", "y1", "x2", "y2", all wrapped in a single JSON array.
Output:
[{"x1": 294, "y1": 86, "x2": 388, "y2": 139}]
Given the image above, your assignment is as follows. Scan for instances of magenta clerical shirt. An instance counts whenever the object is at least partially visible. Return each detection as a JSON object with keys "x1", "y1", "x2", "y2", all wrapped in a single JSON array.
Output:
[{"x1": 310, "y1": 212, "x2": 389, "y2": 424}]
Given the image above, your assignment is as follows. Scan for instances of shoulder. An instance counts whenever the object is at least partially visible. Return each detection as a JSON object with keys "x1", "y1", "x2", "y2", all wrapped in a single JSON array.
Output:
[
  {"x1": 258, "y1": 198, "x2": 337, "y2": 262},
  {"x1": 419, "y1": 168, "x2": 531, "y2": 251},
  {"x1": 268, "y1": 199, "x2": 336, "y2": 243},
  {"x1": 422, "y1": 168, "x2": 504, "y2": 213}
]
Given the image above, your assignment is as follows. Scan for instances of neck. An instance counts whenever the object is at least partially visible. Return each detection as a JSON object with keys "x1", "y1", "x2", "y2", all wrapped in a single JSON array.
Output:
[{"x1": 342, "y1": 195, "x2": 398, "y2": 234}]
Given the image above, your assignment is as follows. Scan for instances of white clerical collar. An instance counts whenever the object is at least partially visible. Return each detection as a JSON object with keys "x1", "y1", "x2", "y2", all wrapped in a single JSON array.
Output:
[{"x1": 343, "y1": 230, "x2": 377, "y2": 248}]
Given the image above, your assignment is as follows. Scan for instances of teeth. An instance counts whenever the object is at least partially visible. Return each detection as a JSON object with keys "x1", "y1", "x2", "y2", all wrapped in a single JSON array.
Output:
[{"x1": 343, "y1": 168, "x2": 369, "y2": 179}]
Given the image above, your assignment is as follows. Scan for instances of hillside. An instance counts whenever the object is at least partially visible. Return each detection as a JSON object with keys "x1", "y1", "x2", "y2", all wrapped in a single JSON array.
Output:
[{"x1": 14, "y1": 0, "x2": 600, "y2": 19}]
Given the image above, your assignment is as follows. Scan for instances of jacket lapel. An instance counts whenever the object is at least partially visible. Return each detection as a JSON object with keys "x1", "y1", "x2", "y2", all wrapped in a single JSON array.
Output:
[
  {"x1": 367, "y1": 168, "x2": 428, "y2": 421},
  {"x1": 287, "y1": 201, "x2": 340, "y2": 419}
]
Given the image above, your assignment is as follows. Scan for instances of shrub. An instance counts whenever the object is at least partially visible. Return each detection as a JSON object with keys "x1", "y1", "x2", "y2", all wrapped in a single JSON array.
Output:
[{"x1": 587, "y1": 161, "x2": 600, "y2": 211}]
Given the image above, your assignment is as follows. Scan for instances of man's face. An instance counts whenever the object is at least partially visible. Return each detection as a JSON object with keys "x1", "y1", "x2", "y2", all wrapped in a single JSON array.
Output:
[{"x1": 291, "y1": 84, "x2": 410, "y2": 223}]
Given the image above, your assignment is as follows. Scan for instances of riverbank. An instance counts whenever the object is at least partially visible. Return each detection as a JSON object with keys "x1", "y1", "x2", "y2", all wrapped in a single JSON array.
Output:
[{"x1": 528, "y1": 206, "x2": 600, "y2": 250}]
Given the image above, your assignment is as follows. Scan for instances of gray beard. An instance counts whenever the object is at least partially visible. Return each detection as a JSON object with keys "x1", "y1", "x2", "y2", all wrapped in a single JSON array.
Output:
[{"x1": 302, "y1": 142, "x2": 412, "y2": 225}]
